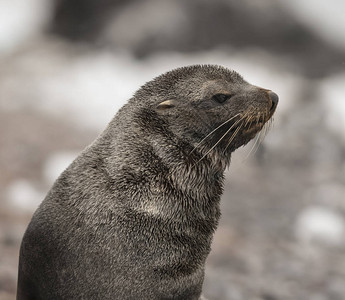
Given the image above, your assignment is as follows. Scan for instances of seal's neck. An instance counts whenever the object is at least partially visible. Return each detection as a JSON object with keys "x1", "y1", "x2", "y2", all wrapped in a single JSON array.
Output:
[
  {"x1": 101, "y1": 111, "x2": 225, "y2": 226},
  {"x1": 142, "y1": 131, "x2": 225, "y2": 226}
]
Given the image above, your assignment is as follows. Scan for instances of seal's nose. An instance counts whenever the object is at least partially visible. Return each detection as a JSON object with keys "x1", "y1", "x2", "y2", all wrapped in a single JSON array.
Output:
[{"x1": 268, "y1": 91, "x2": 278, "y2": 111}]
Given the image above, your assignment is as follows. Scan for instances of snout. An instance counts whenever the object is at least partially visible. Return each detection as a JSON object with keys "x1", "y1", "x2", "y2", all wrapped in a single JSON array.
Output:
[{"x1": 268, "y1": 91, "x2": 279, "y2": 112}]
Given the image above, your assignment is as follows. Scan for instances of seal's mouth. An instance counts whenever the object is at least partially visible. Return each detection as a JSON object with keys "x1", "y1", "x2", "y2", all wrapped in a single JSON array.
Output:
[
  {"x1": 241, "y1": 90, "x2": 278, "y2": 135},
  {"x1": 241, "y1": 112, "x2": 271, "y2": 135}
]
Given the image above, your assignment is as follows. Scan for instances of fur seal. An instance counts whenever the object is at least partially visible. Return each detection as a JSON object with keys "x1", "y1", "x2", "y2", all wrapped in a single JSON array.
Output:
[{"x1": 17, "y1": 65, "x2": 278, "y2": 299}]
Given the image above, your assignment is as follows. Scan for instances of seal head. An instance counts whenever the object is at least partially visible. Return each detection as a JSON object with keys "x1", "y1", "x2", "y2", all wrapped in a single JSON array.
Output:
[{"x1": 136, "y1": 65, "x2": 277, "y2": 168}]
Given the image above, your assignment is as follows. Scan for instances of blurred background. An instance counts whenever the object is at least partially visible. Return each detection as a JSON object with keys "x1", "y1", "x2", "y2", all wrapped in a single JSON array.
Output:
[{"x1": 1, "y1": 0, "x2": 345, "y2": 299}]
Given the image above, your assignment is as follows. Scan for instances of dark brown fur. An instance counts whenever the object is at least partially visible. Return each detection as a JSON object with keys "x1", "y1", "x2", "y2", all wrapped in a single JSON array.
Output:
[{"x1": 17, "y1": 65, "x2": 278, "y2": 299}]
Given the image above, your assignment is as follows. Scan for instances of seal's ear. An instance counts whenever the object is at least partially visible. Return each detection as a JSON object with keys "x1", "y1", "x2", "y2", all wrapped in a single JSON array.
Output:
[{"x1": 156, "y1": 100, "x2": 175, "y2": 110}]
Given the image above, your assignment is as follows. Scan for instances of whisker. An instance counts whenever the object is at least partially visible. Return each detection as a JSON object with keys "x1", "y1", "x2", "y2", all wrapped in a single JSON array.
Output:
[
  {"x1": 244, "y1": 115, "x2": 252, "y2": 127},
  {"x1": 190, "y1": 113, "x2": 241, "y2": 154},
  {"x1": 223, "y1": 122, "x2": 243, "y2": 153},
  {"x1": 255, "y1": 137, "x2": 264, "y2": 153},
  {"x1": 244, "y1": 109, "x2": 256, "y2": 128},
  {"x1": 262, "y1": 121, "x2": 270, "y2": 140},
  {"x1": 194, "y1": 114, "x2": 245, "y2": 164},
  {"x1": 222, "y1": 110, "x2": 252, "y2": 153},
  {"x1": 262, "y1": 116, "x2": 272, "y2": 140},
  {"x1": 243, "y1": 114, "x2": 273, "y2": 161},
  {"x1": 254, "y1": 123, "x2": 270, "y2": 156},
  {"x1": 245, "y1": 112, "x2": 256, "y2": 129},
  {"x1": 243, "y1": 133, "x2": 261, "y2": 161}
]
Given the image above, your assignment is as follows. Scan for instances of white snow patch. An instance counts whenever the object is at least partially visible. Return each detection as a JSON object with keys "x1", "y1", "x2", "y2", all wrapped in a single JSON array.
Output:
[
  {"x1": 295, "y1": 206, "x2": 345, "y2": 247},
  {"x1": 43, "y1": 152, "x2": 78, "y2": 185},
  {"x1": 5, "y1": 180, "x2": 44, "y2": 213}
]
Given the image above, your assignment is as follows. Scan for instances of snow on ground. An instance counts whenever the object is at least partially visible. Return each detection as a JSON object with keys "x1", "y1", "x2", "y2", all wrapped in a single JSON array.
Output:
[
  {"x1": 295, "y1": 205, "x2": 345, "y2": 247},
  {"x1": 4, "y1": 152, "x2": 82, "y2": 213},
  {"x1": 5, "y1": 180, "x2": 45, "y2": 213}
]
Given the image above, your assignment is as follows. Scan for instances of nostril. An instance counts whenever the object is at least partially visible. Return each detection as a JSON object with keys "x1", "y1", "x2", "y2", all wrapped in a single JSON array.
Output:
[{"x1": 268, "y1": 91, "x2": 279, "y2": 111}]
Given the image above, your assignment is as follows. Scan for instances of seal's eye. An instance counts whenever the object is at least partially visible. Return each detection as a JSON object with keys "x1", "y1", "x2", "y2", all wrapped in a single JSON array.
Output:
[{"x1": 212, "y1": 94, "x2": 231, "y2": 104}]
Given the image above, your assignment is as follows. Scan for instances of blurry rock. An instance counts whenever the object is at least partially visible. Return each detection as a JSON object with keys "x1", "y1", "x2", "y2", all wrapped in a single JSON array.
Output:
[
  {"x1": 50, "y1": 0, "x2": 128, "y2": 41},
  {"x1": 5, "y1": 179, "x2": 44, "y2": 213},
  {"x1": 43, "y1": 151, "x2": 77, "y2": 185},
  {"x1": 304, "y1": 183, "x2": 345, "y2": 211},
  {"x1": 295, "y1": 205, "x2": 345, "y2": 247},
  {"x1": 103, "y1": 0, "x2": 188, "y2": 51},
  {"x1": 260, "y1": 294, "x2": 278, "y2": 300}
]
